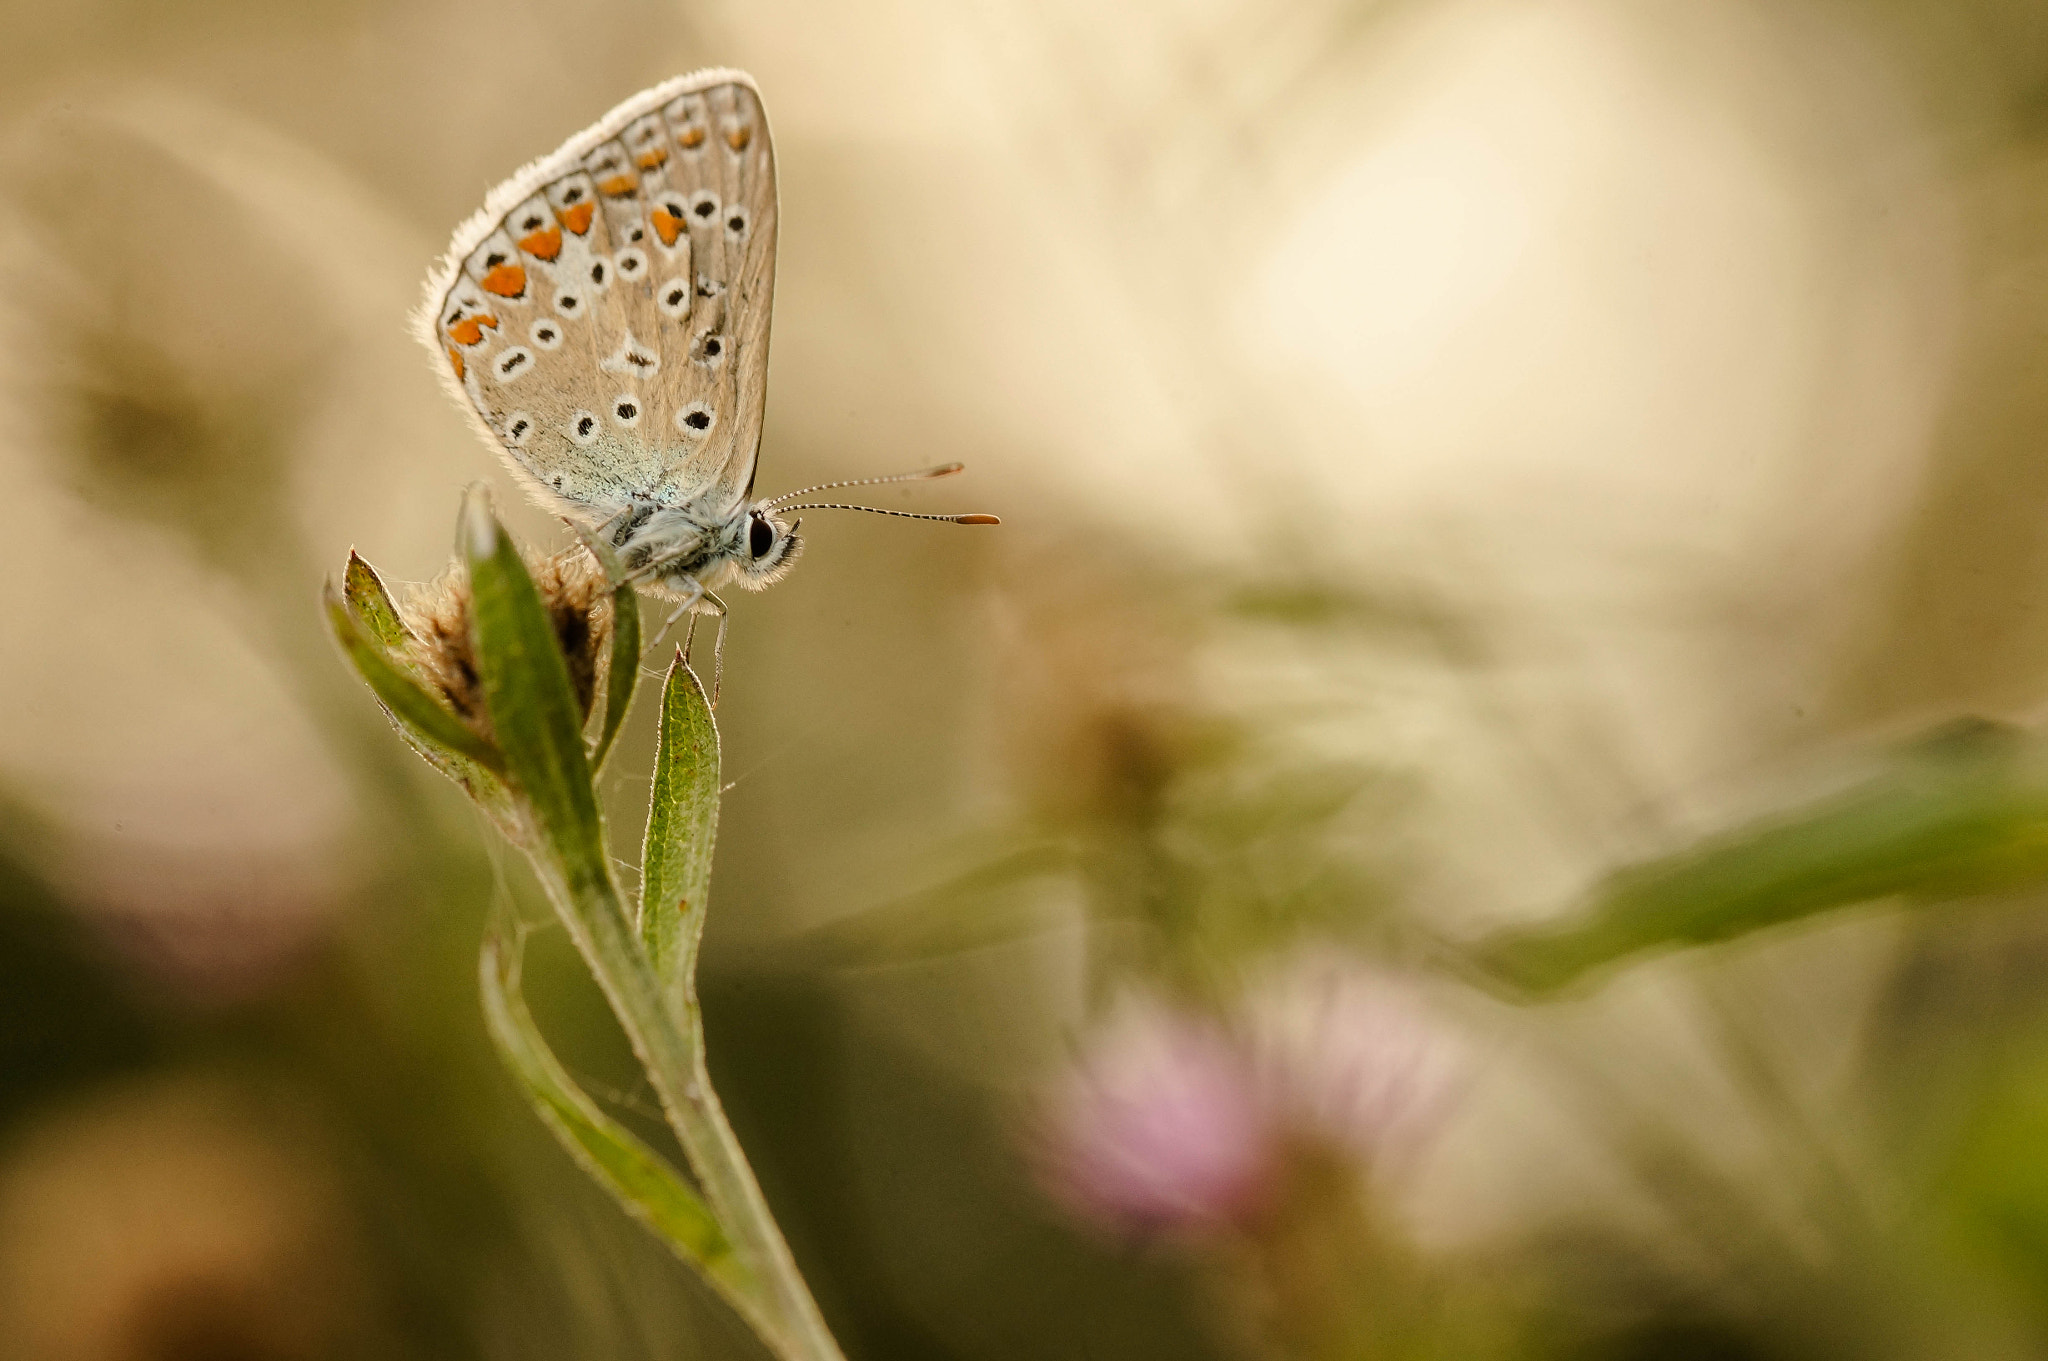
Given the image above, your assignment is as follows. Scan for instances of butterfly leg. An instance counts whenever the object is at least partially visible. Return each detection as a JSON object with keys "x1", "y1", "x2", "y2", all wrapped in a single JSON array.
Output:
[
  {"x1": 649, "y1": 576, "x2": 706, "y2": 648},
  {"x1": 647, "y1": 581, "x2": 728, "y2": 703},
  {"x1": 679, "y1": 592, "x2": 730, "y2": 704},
  {"x1": 702, "y1": 592, "x2": 730, "y2": 706},
  {"x1": 619, "y1": 534, "x2": 709, "y2": 590}
]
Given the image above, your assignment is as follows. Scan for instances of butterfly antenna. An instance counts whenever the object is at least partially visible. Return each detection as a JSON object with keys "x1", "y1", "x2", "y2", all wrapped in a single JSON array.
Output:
[
  {"x1": 763, "y1": 462, "x2": 967, "y2": 507},
  {"x1": 777, "y1": 503, "x2": 1000, "y2": 524}
]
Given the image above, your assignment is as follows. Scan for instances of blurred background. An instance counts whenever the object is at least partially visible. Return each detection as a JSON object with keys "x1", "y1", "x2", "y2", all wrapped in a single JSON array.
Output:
[{"x1": 5, "y1": 0, "x2": 2048, "y2": 1357}]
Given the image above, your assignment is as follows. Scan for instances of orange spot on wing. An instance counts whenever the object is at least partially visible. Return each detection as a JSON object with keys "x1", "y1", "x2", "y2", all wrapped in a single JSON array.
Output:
[
  {"x1": 635, "y1": 145, "x2": 668, "y2": 169},
  {"x1": 598, "y1": 174, "x2": 638, "y2": 197},
  {"x1": 560, "y1": 201, "x2": 596, "y2": 235},
  {"x1": 725, "y1": 125, "x2": 752, "y2": 151},
  {"x1": 517, "y1": 225, "x2": 562, "y2": 260},
  {"x1": 651, "y1": 208, "x2": 685, "y2": 246},
  {"x1": 480, "y1": 263, "x2": 526, "y2": 298},
  {"x1": 447, "y1": 313, "x2": 499, "y2": 346},
  {"x1": 447, "y1": 346, "x2": 464, "y2": 379},
  {"x1": 678, "y1": 126, "x2": 706, "y2": 149}
]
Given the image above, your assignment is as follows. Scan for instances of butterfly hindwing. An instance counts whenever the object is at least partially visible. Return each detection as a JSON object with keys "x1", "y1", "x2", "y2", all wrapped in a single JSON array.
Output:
[{"x1": 418, "y1": 70, "x2": 778, "y2": 522}]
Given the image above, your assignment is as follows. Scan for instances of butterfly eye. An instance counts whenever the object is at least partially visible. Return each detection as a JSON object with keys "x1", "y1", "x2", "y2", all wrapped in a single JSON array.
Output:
[
  {"x1": 553, "y1": 288, "x2": 583, "y2": 316},
  {"x1": 749, "y1": 517, "x2": 774, "y2": 560},
  {"x1": 688, "y1": 190, "x2": 720, "y2": 220},
  {"x1": 566, "y1": 410, "x2": 602, "y2": 446},
  {"x1": 529, "y1": 319, "x2": 562, "y2": 350},
  {"x1": 676, "y1": 402, "x2": 714, "y2": 434},
  {"x1": 725, "y1": 209, "x2": 748, "y2": 239},
  {"x1": 658, "y1": 279, "x2": 693, "y2": 319},
  {"x1": 615, "y1": 248, "x2": 647, "y2": 278}
]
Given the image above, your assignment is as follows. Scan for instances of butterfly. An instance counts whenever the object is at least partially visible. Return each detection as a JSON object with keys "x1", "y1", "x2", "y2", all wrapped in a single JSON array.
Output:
[{"x1": 416, "y1": 68, "x2": 996, "y2": 680}]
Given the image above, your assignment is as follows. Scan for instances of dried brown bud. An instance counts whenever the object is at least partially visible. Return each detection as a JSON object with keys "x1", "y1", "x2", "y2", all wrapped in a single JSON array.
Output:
[
  {"x1": 527, "y1": 547, "x2": 613, "y2": 720},
  {"x1": 399, "y1": 546, "x2": 613, "y2": 743}
]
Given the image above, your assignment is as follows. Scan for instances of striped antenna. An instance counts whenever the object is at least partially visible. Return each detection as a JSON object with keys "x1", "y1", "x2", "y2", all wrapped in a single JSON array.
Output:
[
  {"x1": 763, "y1": 462, "x2": 966, "y2": 507},
  {"x1": 777, "y1": 503, "x2": 1000, "y2": 524}
]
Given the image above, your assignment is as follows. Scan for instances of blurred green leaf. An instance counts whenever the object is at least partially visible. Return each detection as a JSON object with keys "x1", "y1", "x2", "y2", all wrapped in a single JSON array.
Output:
[
  {"x1": 478, "y1": 913, "x2": 748, "y2": 1288},
  {"x1": 640, "y1": 651, "x2": 719, "y2": 987},
  {"x1": 1228, "y1": 577, "x2": 1479, "y2": 658},
  {"x1": 324, "y1": 579, "x2": 503, "y2": 775},
  {"x1": 785, "y1": 840, "x2": 1075, "y2": 967},
  {"x1": 1474, "y1": 720, "x2": 2048, "y2": 995},
  {"x1": 343, "y1": 549, "x2": 414, "y2": 651},
  {"x1": 461, "y1": 493, "x2": 614, "y2": 905}
]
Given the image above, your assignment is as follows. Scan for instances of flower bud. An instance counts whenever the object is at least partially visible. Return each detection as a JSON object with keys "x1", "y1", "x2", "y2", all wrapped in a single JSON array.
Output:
[{"x1": 398, "y1": 546, "x2": 613, "y2": 744}]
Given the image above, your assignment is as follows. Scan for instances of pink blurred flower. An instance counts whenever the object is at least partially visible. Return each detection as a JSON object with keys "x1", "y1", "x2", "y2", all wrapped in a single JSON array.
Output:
[
  {"x1": 1033, "y1": 955, "x2": 1464, "y2": 1238},
  {"x1": 1243, "y1": 952, "x2": 1464, "y2": 1166},
  {"x1": 1035, "y1": 995, "x2": 1274, "y2": 1235}
]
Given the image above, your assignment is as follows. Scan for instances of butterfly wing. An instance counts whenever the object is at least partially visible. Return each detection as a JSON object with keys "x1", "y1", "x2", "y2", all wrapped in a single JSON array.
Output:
[{"x1": 416, "y1": 69, "x2": 778, "y2": 523}]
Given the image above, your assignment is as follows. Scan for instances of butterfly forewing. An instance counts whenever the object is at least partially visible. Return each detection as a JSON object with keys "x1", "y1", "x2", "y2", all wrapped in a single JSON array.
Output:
[{"x1": 419, "y1": 70, "x2": 778, "y2": 521}]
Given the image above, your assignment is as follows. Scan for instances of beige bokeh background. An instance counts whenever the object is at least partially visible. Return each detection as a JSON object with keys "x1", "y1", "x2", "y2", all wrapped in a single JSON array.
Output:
[{"x1": 1, "y1": 1, "x2": 2044, "y2": 1357}]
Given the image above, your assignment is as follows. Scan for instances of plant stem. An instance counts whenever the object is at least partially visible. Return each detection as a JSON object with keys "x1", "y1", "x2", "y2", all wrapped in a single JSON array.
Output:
[{"x1": 526, "y1": 840, "x2": 844, "y2": 1361}]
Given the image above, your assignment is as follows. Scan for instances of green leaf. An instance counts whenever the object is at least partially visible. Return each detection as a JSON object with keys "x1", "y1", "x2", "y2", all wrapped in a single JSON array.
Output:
[
  {"x1": 566, "y1": 519, "x2": 643, "y2": 772},
  {"x1": 568, "y1": 516, "x2": 631, "y2": 587},
  {"x1": 478, "y1": 914, "x2": 751, "y2": 1291},
  {"x1": 342, "y1": 550, "x2": 414, "y2": 651},
  {"x1": 1473, "y1": 720, "x2": 2048, "y2": 995},
  {"x1": 592, "y1": 586, "x2": 643, "y2": 772},
  {"x1": 640, "y1": 651, "x2": 720, "y2": 985},
  {"x1": 460, "y1": 493, "x2": 614, "y2": 904},
  {"x1": 324, "y1": 581, "x2": 503, "y2": 775}
]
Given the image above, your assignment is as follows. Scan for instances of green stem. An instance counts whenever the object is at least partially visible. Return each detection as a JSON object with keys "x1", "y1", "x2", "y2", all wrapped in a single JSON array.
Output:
[
  {"x1": 523, "y1": 838, "x2": 843, "y2": 1361},
  {"x1": 450, "y1": 500, "x2": 842, "y2": 1361}
]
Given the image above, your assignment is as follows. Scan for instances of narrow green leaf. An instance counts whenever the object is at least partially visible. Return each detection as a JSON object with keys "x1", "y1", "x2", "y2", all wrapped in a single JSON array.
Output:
[
  {"x1": 565, "y1": 518, "x2": 643, "y2": 771},
  {"x1": 1473, "y1": 720, "x2": 2048, "y2": 995},
  {"x1": 324, "y1": 582, "x2": 503, "y2": 774},
  {"x1": 342, "y1": 550, "x2": 415, "y2": 651},
  {"x1": 479, "y1": 916, "x2": 750, "y2": 1288},
  {"x1": 591, "y1": 585, "x2": 643, "y2": 772},
  {"x1": 640, "y1": 651, "x2": 720, "y2": 984},
  {"x1": 568, "y1": 516, "x2": 631, "y2": 588},
  {"x1": 461, "y1": 494, "x2": 613, "y2": 902}
]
